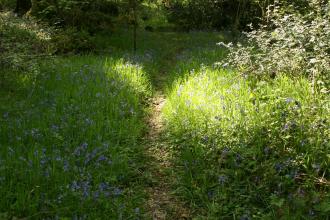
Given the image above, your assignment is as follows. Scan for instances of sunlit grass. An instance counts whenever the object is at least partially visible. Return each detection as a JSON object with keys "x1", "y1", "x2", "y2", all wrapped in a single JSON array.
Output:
[{"x1": 164, "y1": 65, "x2": 330, "y2": 218}]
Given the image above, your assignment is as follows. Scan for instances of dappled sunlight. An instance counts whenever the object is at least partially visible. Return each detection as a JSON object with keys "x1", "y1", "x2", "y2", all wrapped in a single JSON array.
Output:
[
  {"x1": 163, "y1": 66, "x2": 329, "y2": 218},
  {"x1": 105, "y1": 57, "x2": 151, "y2": 98},
  {"x1": 1, "y1": 0, "x2": 329, "y2": 217},
  {"x1": 0, "y1": 12, "x2": 52, "y2": 41}
]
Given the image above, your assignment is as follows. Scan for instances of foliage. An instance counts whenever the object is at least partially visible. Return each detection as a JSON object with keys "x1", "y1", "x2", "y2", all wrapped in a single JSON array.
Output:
[
  {"x1": 0, "y1": 56, "x2": 151, "y2": 218},
  {"x1": 164, "y1": 66, "x2": 330, "y2": 218},
  {"x1": 51, "y1": 28, "x2": 95, "y2": 54},
  {"x1": 0, "y1": 12, "x2": 53, "y2": 88},
  {"x1": 0, "y1": 0, "x2": 16, "y2": 11},
  {"x1": 220, "y1": 1, "x2": 330, "y2": 90},
  {"x1": 30, "y1": 0, "x2": 117, "y2": 31},
  {"x1": 163, "y1": 0, "x2": 268, "y2": 30},
  {"x1": 1, "y1": 1, "x2": 329, "y2": 218},
  {"x1": 162, "y1": 0, "x2": 330, "y2": 31}
]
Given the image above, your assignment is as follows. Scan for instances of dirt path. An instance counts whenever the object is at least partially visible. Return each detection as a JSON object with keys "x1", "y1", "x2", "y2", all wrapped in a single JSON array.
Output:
[{"x1": 144, "y1": 89, "x2": 190, "y2": 219}]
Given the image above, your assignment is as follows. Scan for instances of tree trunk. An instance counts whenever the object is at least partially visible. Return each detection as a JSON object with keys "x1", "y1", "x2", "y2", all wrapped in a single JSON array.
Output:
[
  {"x1": 133, "y1": 22, "x2": 137, "y2": 53},
  {"x1": 14, "y1": 0, "x2": 32, "y2": 15},
  {"x1": 131, "y1": 0, "x2": 137, "y2": 53}
]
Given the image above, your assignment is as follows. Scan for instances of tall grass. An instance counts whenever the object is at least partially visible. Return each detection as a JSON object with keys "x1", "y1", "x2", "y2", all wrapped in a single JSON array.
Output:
[
  {"x1": 164, "y1": 67, "x2": 329, "y2": 218},
  {"x1": 0, "y1": 56, "x2": 150, "y2": 219}
]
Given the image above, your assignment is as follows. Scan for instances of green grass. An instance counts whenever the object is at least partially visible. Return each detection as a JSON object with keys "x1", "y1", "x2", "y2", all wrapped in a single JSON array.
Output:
[
  {"x1": 94, "y1": 29, "x2": 228, "y2": 89},
  {"x1": 0, "y1": 56, "x2": 150, "y2": 219},
  {"x1": 163, "y1": 66, "x2": 330, "y2": 218},
  {"x1": 1, "y1": 15, "x2": 329, "y2": 219}
]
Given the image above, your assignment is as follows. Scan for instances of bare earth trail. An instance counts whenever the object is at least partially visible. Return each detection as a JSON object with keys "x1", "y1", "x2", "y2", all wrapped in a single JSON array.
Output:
[{"x1": 143, "y1": 49, "x2": 191, "y2": 219}]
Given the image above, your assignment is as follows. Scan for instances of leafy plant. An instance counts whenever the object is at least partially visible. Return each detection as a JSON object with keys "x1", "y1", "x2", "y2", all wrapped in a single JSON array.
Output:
[
  {"x1": 0, "y1": 11, "x2": 54, "y2": 88},
  {"x1": 219, "y1": 1, "x2": 330, "y2": 90}
]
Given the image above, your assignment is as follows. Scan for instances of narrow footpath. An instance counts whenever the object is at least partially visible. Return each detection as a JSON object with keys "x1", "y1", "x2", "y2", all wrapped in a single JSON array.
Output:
[
  {"x1": 143, "y1": 51, "x2": 190, "y2": 219},
  {"x1": 144, "y1": 90, "x2": 190, "y2": 220}
]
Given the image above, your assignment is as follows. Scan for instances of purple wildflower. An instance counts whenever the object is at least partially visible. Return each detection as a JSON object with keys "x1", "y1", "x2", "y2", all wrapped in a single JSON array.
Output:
[
  {"x1": 40, "y1": 158, "x2": 47, "y2": 167},
  {"x1": 41, "y1": 148, "x2": 46, "y2": 156},
  {"x1": 113, "y1": 188, "x2": 122, "y2": 196},
  {"x1": 235, "y1": 153, "x2": 242, "y2": 165},
  {"x1": 99, "y1": 182, "x2": 109, "y2": 192},
  {"x1": 93, "y1": 191, "x2": 100, "y2": 200},
  {"x1": 55, "y1": 156, "x2": 62, "y2": 161},
  {"x1": 71, "y1": 181, "x2": 80, "y2": 191},
  {"x1": 63, "y1": 160, "x2": 70, "y2": 172},
  {"x1": 97, "y1": 155, "x2": 107, "y2": 163},
  {"x1": 82, "y1": 181, "x2": 90, "y2": 199},
  {"x1": 218, "y1": 175, "x2": 228, "y2": 185},
  {"x1": 207, "y1": 191, "x2": 215, "y2": 199},
  {"x1": 274, "y1": 163, "x2": 283, "y2": 172},
  {"x1": 81, "y1": 142, "x2": 88, "y2": 150}
]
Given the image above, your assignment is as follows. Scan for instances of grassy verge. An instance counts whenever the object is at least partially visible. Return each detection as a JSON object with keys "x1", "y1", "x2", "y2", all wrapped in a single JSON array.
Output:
[
  {"x1": 163, "y1": 58, "x2": 330, "y2": 218},
  {"x1": 0, "y1": 56, "x2": 151, "y2": 219}
]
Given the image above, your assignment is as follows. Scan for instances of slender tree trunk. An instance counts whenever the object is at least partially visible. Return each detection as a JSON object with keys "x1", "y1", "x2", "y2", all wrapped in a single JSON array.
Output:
[
  {"x1": 234, "y1": 0, "x2": 242, "y2": 31},
  {"x1": 132, "y1": 0, "x2": 137, "y2": 53},
  {"x1": 133, "y1": 23, "x2": 137, "y2": 53},
  {"x1": 14, "y1": 0, "x2": 20, "y2": 13},
  {"x1": 14, "y1": 0, "x2": 32, "y2": 15}
]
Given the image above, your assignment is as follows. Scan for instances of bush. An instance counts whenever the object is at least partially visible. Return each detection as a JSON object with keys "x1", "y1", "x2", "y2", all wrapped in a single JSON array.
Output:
[
  {"x1": 0, "y1": 11, "x2": 94, "y2": 90},
  {"x1": 0, "y1": 11, "x2": 53, "y2": 88},
  {"x1": 219, "y1": 1, "x2": 330, "y2": 90},
  {"x1": 164, "y1": 68, "x2": 330, "y2": 218},
  {"x1": 164, "y1": 0, "x2": 270, "y2": 31},
  {"x1": 0, "y1": 0, "x2": 15, "y2": 11},
  {"x1": 30, "y1": 0, "x2": 117, "y2": 32},
  {"x1": 51, "y1": 28, "x2": 95, "y2": 54}
]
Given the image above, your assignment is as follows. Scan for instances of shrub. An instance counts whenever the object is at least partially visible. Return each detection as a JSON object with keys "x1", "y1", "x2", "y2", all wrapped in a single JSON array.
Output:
[
  {"x1": 0, "y1": 11, "x2": 53, "y2": 88},
  {"x1": 30, "y1": 0, "x2": 117, "y2": 32},
  {"x1": 51, "y1": 28, "x2": 95, "y2": 54},
  {"x1": 219, "y1": 1, "x2": 330, "y2": 90},
  {"x1": 164, "y1": 0, "x2": 264, "y2": 30}
]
